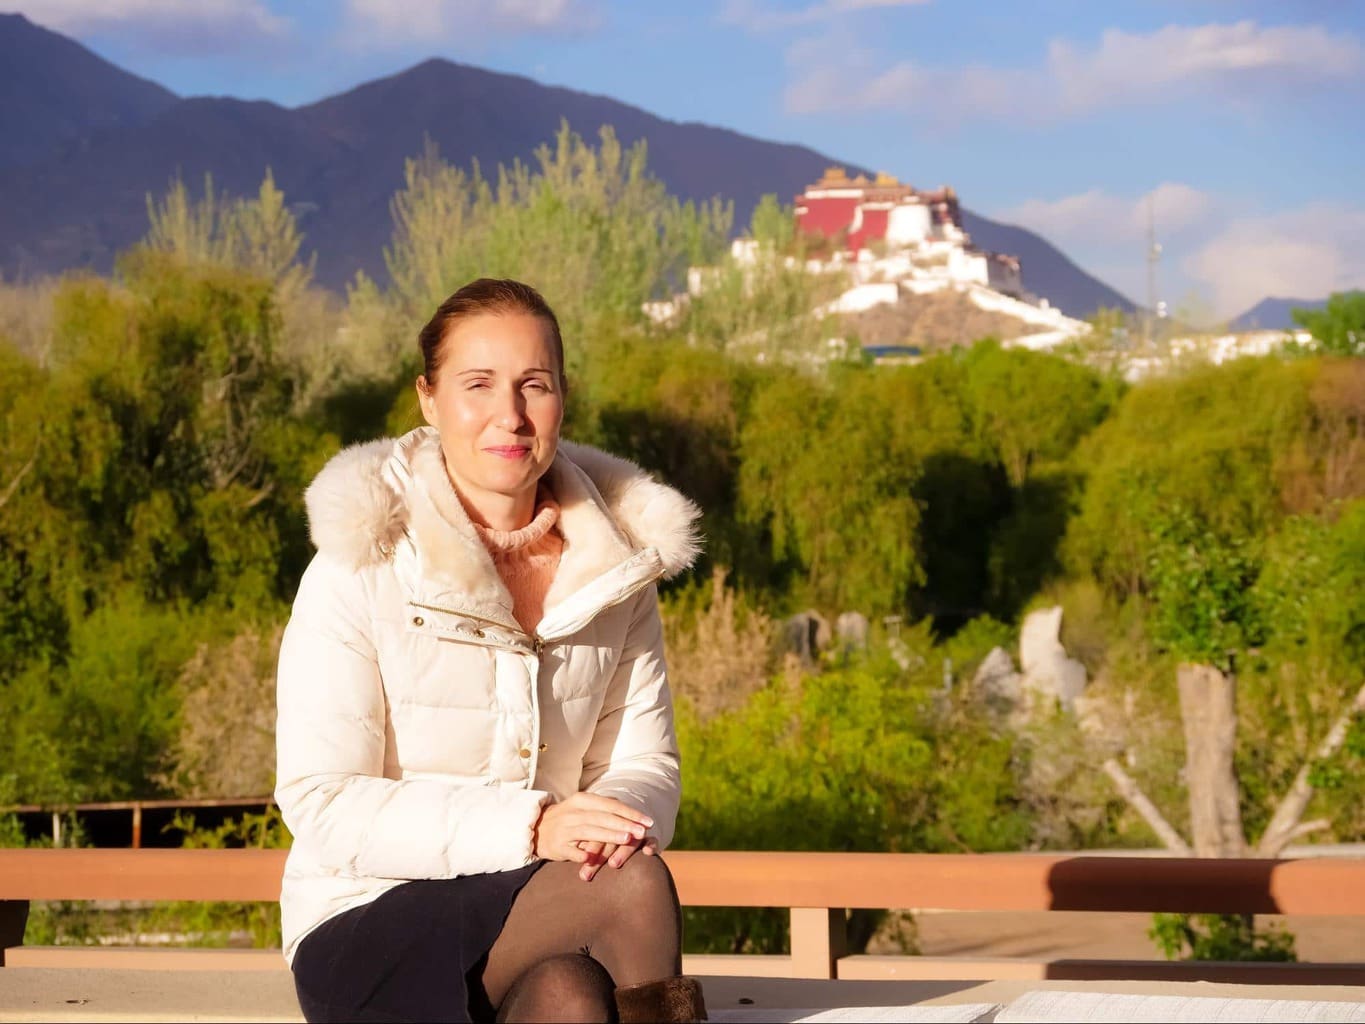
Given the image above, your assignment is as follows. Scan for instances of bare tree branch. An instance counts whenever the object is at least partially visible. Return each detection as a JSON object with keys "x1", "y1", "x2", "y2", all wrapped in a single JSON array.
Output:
[
  {"x1": 1257, "y1": 680, "x2": 1365, "y2": 857},
  {"x1": 1272, "y1": 819, "x2": 1332, "y2": 851},
  {"x1": 1102, "y1": 757, "x2": 1193, "y2": 855},
  {"x1": 0, "y1": 443, "x2": 38, "y2": 511}
]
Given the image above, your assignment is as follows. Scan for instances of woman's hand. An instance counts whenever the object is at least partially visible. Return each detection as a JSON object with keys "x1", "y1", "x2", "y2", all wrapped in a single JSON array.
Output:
[
  {"x1": 533, "y1": 793, "x2": 653, "y2": 864},
  {"x1": 576, "y1": 834, "x2": 660, "y2": 881}
]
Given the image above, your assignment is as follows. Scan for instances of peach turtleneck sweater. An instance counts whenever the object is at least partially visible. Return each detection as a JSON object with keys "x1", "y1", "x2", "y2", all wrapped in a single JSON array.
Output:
[{"x1": 470, "y1": 491, "x2": 564, "y2": 634}]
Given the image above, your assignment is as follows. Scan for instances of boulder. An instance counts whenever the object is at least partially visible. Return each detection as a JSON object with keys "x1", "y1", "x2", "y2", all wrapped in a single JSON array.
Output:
[
  {"x1": 1018, "y1": 605, "x2": 1087, "y2": 711},
  {"x1": 835, "y1": 611, "x2": 870, "y2": 652},
  {"x1": 973, "y1": 646, "x2": 1022, "y2": 705}
]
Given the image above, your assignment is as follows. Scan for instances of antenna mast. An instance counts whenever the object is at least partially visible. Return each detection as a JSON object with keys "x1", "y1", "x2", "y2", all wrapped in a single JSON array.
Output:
[{"x1": 1145, "y1": 194, "x2": 1162, "y2": 348}]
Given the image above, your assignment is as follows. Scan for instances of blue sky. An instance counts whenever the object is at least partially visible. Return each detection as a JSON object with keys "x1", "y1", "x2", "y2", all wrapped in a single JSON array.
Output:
[{"x1": 11, "y1": 0, "x2": 1365, "y2": 319}]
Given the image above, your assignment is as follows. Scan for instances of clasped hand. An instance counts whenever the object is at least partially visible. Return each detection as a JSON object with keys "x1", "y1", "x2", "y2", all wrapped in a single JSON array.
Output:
[{"x1": 533, "y1": 792, "x2": 659, "y2": 882}]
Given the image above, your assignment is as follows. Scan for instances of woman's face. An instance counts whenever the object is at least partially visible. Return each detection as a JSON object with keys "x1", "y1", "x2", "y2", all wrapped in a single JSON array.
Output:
[{"x1": 417, "y1": 312, "x2": 564, "y2": 521}]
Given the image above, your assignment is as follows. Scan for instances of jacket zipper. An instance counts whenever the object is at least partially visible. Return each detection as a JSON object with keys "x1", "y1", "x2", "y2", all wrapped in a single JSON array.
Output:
[
  {"x1": 410, "y1": 554, "x2": 660, "y2": 656},
  {"x1": 406, "y1": 600, "x2": 546, "y2": 658}
]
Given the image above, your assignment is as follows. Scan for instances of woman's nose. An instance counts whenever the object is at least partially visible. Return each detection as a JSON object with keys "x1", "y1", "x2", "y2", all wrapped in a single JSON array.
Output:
[{"x1": 495, "y1": 388, "x2": 526, "y2": 429}]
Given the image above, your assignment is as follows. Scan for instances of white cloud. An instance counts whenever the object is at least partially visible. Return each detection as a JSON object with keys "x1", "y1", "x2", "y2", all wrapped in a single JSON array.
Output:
[
  {"x1": 721, "y1": 0, "x2": 928, "y2": 34},
  {"x1": 1184, "y1": 204, "x2": 1365, "y2": 317},
  {"x1": 16, "y1": 0, "x2": 289, "y2": 52},
  {"x1": 999, "y1": 183, "x2": 1214, "y2": 246},
  {"x1": 992, "y1": 189, "x2": 1365, "y2": 319},
  {"x1": 784, "y1": 20, "x2": 1363, "y2": 119},
  {"x1": 341, "y1": 0, "x2": 594, "y2": 47}
]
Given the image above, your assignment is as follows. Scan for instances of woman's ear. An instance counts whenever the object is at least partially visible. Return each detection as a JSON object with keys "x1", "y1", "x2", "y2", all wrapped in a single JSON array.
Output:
[{"x1": 416, "y1": 376, "x2": 438, "y2": 428}]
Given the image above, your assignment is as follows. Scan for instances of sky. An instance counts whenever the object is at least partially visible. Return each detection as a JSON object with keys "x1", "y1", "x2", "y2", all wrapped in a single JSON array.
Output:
[{"x1": 10, "y1": 0, "x2": 1365, "y2": 320}]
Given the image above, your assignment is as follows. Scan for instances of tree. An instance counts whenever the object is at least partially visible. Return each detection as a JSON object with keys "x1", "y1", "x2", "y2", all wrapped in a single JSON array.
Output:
[
  {"x1": 375, "y1": 124, "x2": 731, "y2": 375},
  {"x1": 962, "y1": 341, "x2": 1113, "y2": 490},
  {"x1": 1293, "y1": 291, "x2": 1365, "y2": 357},
  {"x1": 738, "y1": 366, "x2": 924, "y2": 613},
  {"x1": 1066, "y1": 356, "x2": 1365, "y2": 858},
  {"x1": 143, "y1": 171, "x2": 312, "y2": 297},
  {"x1": 679, "y1": 194, "x2": 842, "y2": 362}
]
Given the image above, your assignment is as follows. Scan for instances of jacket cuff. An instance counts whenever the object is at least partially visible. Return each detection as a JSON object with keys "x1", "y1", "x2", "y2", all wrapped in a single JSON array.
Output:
[{"x1": 496, "y1": 789, "x2": 551, "y2": 867}]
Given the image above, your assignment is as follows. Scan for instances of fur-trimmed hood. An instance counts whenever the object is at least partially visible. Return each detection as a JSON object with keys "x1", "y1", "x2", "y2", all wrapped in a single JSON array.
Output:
[{"x1": 303, "y1": 428, "x2": 702, "y2": 621}]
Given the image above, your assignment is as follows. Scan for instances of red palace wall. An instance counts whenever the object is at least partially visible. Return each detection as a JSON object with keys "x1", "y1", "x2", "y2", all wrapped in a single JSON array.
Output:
[
  {"x1": 796, "y1": 195, "x2": 860, "y2": 240},
  {"x1": 847, "y1": 208, "x2": 889, "y2": 252}
]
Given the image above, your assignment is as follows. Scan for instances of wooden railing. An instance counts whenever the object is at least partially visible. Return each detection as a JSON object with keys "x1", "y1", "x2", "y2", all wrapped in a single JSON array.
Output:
[{"x1": 3, "y1": 849, "x2": 1365, "y2": 982}]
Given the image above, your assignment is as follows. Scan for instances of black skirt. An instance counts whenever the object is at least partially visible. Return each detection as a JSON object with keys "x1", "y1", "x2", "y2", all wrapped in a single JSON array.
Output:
[{"x1": 291, "y1": 863, "x2": 543, "y2": 1024}]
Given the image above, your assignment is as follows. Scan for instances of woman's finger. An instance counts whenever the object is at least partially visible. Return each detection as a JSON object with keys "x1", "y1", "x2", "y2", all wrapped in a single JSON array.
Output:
[
  {"x1": 608, "y1": 841, "x2": 640, "y2": 870},
  {"x1": 563, "y1": 793, "x2": 654, "y2": 828},
  {"x1": 563, "y1": 809, "x2": 648, "y2": 841},
  {"x1": 567, "y1": 823, "x2": 647, "y2": 846},
  {"x1": 580, "y1": 842, "x2": 617, "y2": 881}
]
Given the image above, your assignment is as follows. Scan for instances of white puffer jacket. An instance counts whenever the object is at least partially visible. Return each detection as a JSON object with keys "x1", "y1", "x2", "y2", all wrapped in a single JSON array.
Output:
[{"x1": 274, "y1": 427, "x2": 702, "y2": 962}]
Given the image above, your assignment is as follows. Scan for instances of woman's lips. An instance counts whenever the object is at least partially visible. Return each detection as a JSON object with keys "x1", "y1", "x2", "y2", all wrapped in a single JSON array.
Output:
[{"x1": 485, "y1": 445, "x2": 532, "y2": 459}]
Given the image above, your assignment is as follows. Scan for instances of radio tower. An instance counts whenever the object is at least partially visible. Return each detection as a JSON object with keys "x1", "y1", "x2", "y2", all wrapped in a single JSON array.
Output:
[{"x1": 1145, "y1": 194, "x2": 1162, "y2": 348}]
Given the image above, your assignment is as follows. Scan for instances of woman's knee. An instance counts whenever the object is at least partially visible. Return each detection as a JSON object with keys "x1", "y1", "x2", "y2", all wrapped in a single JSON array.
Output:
[
  {"x1": 600, "y1": 852, "x2": 679, "y2": 912},
  {"x1": 496, "y1": 953, "x2": 613, "y2": 1023}
]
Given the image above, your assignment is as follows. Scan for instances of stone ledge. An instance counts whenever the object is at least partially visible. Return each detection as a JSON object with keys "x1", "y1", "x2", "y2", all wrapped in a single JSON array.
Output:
[{"x1": 2, "y1": 970, "x2": 1365, "y2": 1023}]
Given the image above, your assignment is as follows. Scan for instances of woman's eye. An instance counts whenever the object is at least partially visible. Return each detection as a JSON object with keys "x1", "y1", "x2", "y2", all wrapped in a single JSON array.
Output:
[
  {"x1": 465, "y1": 380, "x2": 492, "y2": 390},
  {"x1": 523, "y1": 381, "x2": 549, "y2": 392}
]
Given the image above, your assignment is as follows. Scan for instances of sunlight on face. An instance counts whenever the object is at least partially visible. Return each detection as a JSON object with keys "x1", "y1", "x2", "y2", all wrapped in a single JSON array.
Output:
[{"x1": 416, "y1": 312, "x2": 564, "y2": 529}]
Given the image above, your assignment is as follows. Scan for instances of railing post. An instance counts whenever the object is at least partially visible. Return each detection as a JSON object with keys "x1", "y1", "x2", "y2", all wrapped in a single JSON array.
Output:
[{"x1": 789, "y1": 907, "x2": 847, "y2": 979}]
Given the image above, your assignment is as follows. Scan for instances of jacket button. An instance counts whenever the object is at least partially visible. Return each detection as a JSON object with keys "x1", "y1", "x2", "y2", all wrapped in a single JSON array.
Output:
[
  {"x1": 518, "y1": 747, "x2": 532, "y2": 759},
  {"x1": 412, "y1": 616, "x2": 424, "y2": 627}
]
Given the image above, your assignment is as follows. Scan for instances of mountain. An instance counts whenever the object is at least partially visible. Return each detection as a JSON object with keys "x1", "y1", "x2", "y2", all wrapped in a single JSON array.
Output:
[
  {"x1": 961, "y1": 210, "x2": 1135, "y2": 316},
  {"x1": 0, "y1": 27, "x2": 1133, "y2": 320},
  {"x1": 1229, "y1": 296, "x2": 1326, "y2": 331},
  {"x1": 0, "y1": 13, "x2": 177, "y2": 171}
]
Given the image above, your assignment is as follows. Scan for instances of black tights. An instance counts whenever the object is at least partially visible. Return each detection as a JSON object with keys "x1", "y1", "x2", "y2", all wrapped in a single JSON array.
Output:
[
  {"x1": 480, "y1": 855, "x2": 682, "y2": 1022},
  {"x1": 292, "y1": 854, "x2": 681, "y2": 1023}
]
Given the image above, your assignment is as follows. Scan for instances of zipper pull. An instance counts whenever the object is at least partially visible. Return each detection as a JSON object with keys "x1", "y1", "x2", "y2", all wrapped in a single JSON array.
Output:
[{"x1": 533, "y1": 636, "x2": 544, "y2": 655}]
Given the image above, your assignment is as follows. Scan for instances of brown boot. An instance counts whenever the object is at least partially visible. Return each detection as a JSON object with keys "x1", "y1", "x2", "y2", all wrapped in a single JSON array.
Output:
[{"x1": 614, "y1": 976, "x2": 707, "y2": 1023}]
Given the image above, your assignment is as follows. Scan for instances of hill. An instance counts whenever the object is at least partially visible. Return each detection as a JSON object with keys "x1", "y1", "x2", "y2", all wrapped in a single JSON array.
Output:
[
  {"x1": 1229, "y1": 296, "x2": 1327, "y2": 331},
  {"x1": 962, "y1": 210, "x2": 1135, "y2": 316},
  {"x1": 0, "y1": 13, "x2": 177, "y2": 171},
  {"x1": 0, "y1": 25, "x2": 1133, "y2": 319}
]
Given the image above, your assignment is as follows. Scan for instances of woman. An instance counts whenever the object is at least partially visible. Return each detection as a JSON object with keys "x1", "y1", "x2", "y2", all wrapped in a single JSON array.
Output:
[{"x1": 275, "y1": 278, "x2": 707, "y2": 1023}]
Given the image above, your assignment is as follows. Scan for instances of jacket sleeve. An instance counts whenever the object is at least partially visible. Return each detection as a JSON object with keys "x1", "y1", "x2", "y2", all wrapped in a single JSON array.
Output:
[
  {"x1": 579, "y1": 583, "x2": 682, "y2": 849},
  {"x1": 275, "y1": 554, "x2": 549, "y2": 880}
]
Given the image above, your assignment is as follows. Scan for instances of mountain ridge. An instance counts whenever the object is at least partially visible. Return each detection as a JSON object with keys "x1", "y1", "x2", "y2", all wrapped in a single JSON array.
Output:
[
  {"x1": 1229, "y1": 296, "x2": 1327, "y2": 332},
  {"x1": 0, "y1": 13, "x2": 177, "y2": 171},
  {"x1": 0, "y1": 20, "x2": 1137, "y2": 318}
]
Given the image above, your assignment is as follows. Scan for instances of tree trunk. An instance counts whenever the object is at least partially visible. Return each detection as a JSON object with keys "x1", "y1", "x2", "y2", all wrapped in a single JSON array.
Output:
[{"x1": 1177, "y1": 663, "x2": 1247, "y2": 857}]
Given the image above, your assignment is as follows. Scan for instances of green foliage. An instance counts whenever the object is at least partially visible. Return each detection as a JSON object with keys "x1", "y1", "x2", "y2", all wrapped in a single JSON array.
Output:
[
  {"x1": 678, "y1": 197, "x2": 841, "y2": 361},
  {"x1": 1150, "y1": 913, "x2": 1296, "y2": 962},
  {"x1": 4, "y1": 123, "x2": 1365, "y2": 969},
  {"x1": 0, "y1": 253, "x2": 331, "y2": 805},
  {"x1": 1293, "y1": 291, "x2": 1365, "y2": 357},
  {"x1": 676, "y1": 643, "x2": 1029, "y2": 951},
  {"x1": 380, "y1": 124, "x2": 731, "y2": 373},
  {"x1": 738, "y1": 367, "x2": 925, "y2": 612},
  {"x1": 1143, "y1": 506, "x2": 1263, "y2": 667},
  {"x1": 146, "y1": 809, "x2": 292, "y2": 948},
  {"x1": 143, "y1": 172, "x2": 313, "y2": 303},
  {"x1": 962, "y1": 341, "x2": 1114, "y2": 488}
]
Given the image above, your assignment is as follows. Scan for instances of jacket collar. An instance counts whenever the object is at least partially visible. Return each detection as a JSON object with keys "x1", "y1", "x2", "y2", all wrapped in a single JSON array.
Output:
[{"x1": 303, "y1": 427, "x2": 702, "y2": 628}]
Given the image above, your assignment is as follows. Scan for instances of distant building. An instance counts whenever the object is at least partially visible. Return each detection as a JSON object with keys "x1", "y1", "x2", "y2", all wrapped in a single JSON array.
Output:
[
  {"x1": 794, "y1": 167, "x2": 1022, "y2": 297},
  {"x1": 796, "y1": 168, "x2": 963, "y2": 250}
]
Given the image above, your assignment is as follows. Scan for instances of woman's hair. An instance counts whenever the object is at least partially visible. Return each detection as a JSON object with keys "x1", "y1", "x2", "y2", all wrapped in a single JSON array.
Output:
[{"x1": 417, "y1": 278, "x2": 565, "y2": 387}]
